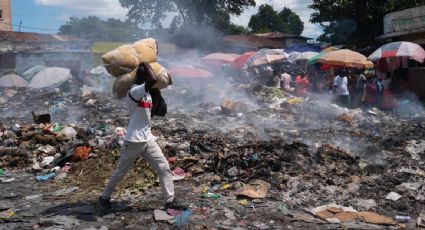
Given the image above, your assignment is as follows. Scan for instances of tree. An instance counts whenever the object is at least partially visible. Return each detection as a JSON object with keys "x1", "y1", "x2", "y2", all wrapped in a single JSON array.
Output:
[
  {"x1": 119, "y1": 0, "x2": 255, "y2": 30},
  {"x1": 279, "y1": 7, "x2": 304, "y2": 35},
  {"x1": 59, "y1": 16, "x2": 142, "y2": 42},
  {"x1": 248, "y1": 4, "x2": 304, "y2": 35},
  {"x1": 309, "y1": 0, "x2": 425, "y2": 45}
]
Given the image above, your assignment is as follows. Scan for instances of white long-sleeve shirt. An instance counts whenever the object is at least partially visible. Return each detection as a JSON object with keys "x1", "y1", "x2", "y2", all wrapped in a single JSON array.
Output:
[{"x1": 124, "y1": 84, "x2": 156, "y2": 142}]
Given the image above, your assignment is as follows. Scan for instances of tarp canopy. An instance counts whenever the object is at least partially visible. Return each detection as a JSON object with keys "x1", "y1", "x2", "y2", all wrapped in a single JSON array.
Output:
[
  {"x1": 285, "y1": 44, "x2": 321, "y2": 53},
  {"x1": 0, "y1": 74, "x2": 29, "y2": 88},
  {"x1": 29, "y1": 67, "x2": 72, "y2": 89}
]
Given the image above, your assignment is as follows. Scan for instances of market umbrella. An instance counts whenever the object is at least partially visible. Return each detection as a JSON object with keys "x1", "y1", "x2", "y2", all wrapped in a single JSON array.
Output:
[
  {"x1": 247, "y1": 49, "x2": 288, "y2": 67},
  {"x1": 317, "y1": 49, "x2": 372, "y2": 68},
  {"x1": 29, "y1": 67, "x2": 72, "y2": 89},
  {"x1": 287, "y1": 52, "x2": 301, "y2": 63},
  {"x1": 169, "y1": 66, "x2": 213, "y2": 79},
  {"x1": 368, "y1": 41, "x2": 425, "y2": 63},
  {"x1": 297, "y1": 51, "x2": 319, "y2": 61},
  {"x1": 201, "y1": 53, "x2": 241, "y2": 67},
  {"x1": 21, "y1": 65, "x2": 46, "y2": 81},
  {"x1": 307, "y1": 47, "x2": 339, "y2": 65},
  {"x1": 0, "y1": 74, "x2": 28, "y2": 88},
  {"x1": 89, "y1": 65, "x2": 110, "y2": 75},
  {"x1": 231, "y1": 51, "x2": 256, "y2": 69}
]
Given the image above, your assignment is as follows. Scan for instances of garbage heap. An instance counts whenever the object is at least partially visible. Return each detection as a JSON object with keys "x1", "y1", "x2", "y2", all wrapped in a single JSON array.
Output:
[{"x1": 1, "y1": 81, "x2": 425, "y2": 229}]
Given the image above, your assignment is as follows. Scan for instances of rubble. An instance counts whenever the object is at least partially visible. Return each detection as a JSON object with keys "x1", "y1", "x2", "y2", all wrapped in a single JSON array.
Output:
[{"x1": 1, "y1": 82, "x2": 425, "y2": 229}]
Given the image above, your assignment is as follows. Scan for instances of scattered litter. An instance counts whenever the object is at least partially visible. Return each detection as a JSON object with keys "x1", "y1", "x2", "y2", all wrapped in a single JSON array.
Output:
[
  {"x1": 154, "y1": 209, "x2": 174, "y2": 221},
  {"x1": 0, "y1": 209, "x2": 15, "y2": 219},
  {"x1": 385, "y1": 192, "x2": 402, "y2": 201},
  {"x1": 235, "y1": 180, "x2": 270, "y2": 199},
  {"x1": 36, "y1": 173, "x2": 56, "y2": 181}
]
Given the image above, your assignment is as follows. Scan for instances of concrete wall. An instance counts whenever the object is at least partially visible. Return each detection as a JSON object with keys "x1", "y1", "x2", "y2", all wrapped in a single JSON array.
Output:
[{"x1": 0, "y1": 0, "x2": 11, "y2": 31}]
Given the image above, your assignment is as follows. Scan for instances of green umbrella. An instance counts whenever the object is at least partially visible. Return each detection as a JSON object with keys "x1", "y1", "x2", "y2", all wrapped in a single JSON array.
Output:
[{"x1": 307, "y1": 47, "x2": 339, "y2": 65}]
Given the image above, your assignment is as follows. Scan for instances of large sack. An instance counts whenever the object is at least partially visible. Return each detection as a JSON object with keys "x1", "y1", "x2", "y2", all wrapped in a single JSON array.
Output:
[
  {"x1": 102, "y1": 45, "x2": 139, "y2": 77},
  {"x1": 149, "y1": 62, "x2": 172, "y2": 89},
  {"x1": 113, "y1": 69, "x2": 137, "y2": 99},
  {"x1": 134, "y1": 38, "x2": 158, "y2": 63}
]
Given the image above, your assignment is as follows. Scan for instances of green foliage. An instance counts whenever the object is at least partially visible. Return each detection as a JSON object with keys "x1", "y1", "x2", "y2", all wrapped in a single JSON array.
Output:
[
  {"x1": 119, "y1": 0, "x2": 255, "y2": 29},
  {"x1": 248, "y1": 4, "x2": 304, "y2": 35},
  {"x1": 309, "y1": 0, "x2": 425, "y2": 45},
  {"x1": 58, "y1": 16, "x2": 143, "y2": 42}
]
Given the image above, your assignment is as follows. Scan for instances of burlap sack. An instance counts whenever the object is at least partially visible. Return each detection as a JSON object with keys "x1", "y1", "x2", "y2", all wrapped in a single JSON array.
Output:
[
  {"x1": 102, "y1": 45, "x2": 139, "y2": 77},
  {"x1": 133, "y1": 38, "x2": 158, "y2": 63},
  {"x1": 112, "y1": 69, "x2": 137, "y2": 99},
  {"x1": 149, "y1": 62, "x2": 172, "y2": 89}
]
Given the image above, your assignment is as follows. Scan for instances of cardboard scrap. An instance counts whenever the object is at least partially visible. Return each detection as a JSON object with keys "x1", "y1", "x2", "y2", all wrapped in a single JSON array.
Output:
[
  {"x1": 154, "y1": 209, "x2": 174, "y2": 221},
  {"x1": 234, "y1": 180, "x2": 271, "y2": 199},
  {"x1": 357, "y1": 212, "x2": 397, "y2": 225},
  {"x1": 310, "y1": 204, "x2": 358, "y2": 223}
]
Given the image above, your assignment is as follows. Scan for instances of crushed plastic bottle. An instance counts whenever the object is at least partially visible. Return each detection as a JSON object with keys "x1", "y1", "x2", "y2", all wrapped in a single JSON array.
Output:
[{"x1": 201, "y1": 192, "x2": 221, "y2": 199}]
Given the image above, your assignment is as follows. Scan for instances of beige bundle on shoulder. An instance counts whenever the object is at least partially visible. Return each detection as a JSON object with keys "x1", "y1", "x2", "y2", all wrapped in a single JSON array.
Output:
[
  {"x1": 102, "y1": 38, "x2": 158, "y2": 77},
  {"x1": 112, "y1": 62, "x2": 172, "y2": 99},
  {"x1": 102, "y1": 38, "x2": 172, "y2": 99}
]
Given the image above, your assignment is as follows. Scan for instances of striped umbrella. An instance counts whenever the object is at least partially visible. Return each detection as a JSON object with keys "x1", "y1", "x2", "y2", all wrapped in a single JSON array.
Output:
[
  {"x1": 231, "y1": 51, "x2": 256, "y2": 69},
  {"x1": 368, "y1": 41, "x2": 425, "y2": 63}
]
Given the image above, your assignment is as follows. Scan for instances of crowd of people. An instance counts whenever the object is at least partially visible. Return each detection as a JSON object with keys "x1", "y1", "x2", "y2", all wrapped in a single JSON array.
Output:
[{"x1": 231, "y1": 64, "x2": 407, "y2": 111}]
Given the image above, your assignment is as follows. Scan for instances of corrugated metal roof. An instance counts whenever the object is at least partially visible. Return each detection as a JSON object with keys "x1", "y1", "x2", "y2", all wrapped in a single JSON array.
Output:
[
  {"x1": 0, "y1": 31, "x2": 83, "y2": 42},
  {"x1": 255, "y1": 32, "x2": 310, "y2": 40},
  {"x1": 224, "y1": 35, "x2": 283, "y2": 48}
]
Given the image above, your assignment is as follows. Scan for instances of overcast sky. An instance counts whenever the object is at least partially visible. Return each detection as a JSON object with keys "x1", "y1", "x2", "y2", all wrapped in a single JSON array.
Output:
[{"x1": 12, "y1": 0, "x2": 321, "y2": 38}]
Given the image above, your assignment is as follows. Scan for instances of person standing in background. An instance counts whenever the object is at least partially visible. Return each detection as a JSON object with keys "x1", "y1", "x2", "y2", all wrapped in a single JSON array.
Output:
[
  {"x1": 280, "y1": 69, "x2": 294, "y2": 93},
  {"x1": 333, "y1": 69, "x2": 350, "y2": 107},
  {"x1": 354, "y1": 70, "x2": 367, "y2": 107}
]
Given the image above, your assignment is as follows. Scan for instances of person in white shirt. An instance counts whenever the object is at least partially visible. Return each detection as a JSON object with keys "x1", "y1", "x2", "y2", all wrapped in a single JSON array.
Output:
[
  {"x1": 99, "y1": 63, "x2": 186, "y2": 211},
  {"x1": 280, "y1": 70, "x2": 294, "y2": 92},
  {"x1": 333, "y1": 69, "x2": 351, "y2": 107}
]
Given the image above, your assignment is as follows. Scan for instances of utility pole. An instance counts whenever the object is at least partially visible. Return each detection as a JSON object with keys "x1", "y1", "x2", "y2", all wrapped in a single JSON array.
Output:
[{"x1": 19, "y1": 20, "x2": 22, "y2": 32}]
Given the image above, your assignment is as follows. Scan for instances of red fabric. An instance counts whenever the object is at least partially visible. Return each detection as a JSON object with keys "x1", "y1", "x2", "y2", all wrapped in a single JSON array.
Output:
[
  {"x1": 365, "y1": 82, "x2": 377, "y2": 105},
  {"x1": 382, "y1": 51, "x2": 397, "y2": 58},
  {"x1": 295, "y1": 75, "x2": 310, "y2": 96},
  {"x1": 138, "y1": 101, "x2": 152, "y2": 108},
  {"x1": 231, "y1": 51, "x2": 256, "y2": 69},
  {"x1": 381, "y1": 89, "x2": 397, "y2": 110}
]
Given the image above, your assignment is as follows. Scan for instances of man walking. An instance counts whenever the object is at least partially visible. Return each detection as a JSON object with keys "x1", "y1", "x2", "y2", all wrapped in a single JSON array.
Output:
[{"x1": 98, "y1": 63, "x2": 186, "y2": 211}]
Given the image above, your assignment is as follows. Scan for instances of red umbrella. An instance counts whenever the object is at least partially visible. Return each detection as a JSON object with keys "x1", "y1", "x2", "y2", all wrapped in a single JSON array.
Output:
[
  {"x1": 231, "y1": 51, "x2": 256, "y2": 69},
  {"x1": 201, "y1": 53, "x2": 240, "y2": 67},
  {"x1": 169, "y1": 66, "x2": 213, "y2": 79}
]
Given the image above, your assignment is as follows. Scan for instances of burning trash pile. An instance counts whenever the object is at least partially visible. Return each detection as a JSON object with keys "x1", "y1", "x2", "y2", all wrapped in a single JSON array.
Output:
[{"x1": 1, "y1": 81, "x2": 425, "y2": 229}]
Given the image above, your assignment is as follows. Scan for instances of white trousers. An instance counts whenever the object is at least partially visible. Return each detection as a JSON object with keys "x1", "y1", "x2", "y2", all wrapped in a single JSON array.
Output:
[{"x1": 101, "y1": 141, "x2": 174, "y2": 203}]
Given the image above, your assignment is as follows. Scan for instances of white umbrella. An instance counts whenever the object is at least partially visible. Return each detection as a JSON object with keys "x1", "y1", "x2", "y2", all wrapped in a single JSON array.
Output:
[
  {"x1": 89, "y1": 66, "x2": 110, "y2": 75},
  {"x1": 29, "y1": 67, "x2": 72, "y2": 89},
  {"x1": 0, "y1": 74, "x2": 28, "y2": 88},
  {"x1": 297, "y1": 51, "x2": 319, "y2": 61},
  {"x1": 21, "y1": 65, "x2": 46, "y2": 81},
  {"x1": 288, "y1": 52, "x2": 301, "y2": 63}
]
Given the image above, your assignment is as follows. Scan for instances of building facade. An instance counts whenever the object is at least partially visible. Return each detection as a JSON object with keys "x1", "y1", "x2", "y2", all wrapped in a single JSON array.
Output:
[{"x1": 0, "y1": 0, "x2": 12, "y2": 31}]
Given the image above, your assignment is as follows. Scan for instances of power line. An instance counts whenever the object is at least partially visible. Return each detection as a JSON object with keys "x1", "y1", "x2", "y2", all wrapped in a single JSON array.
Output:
[{"x1": 0, "y1": 21, "x2": 57, "y2": 32}]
